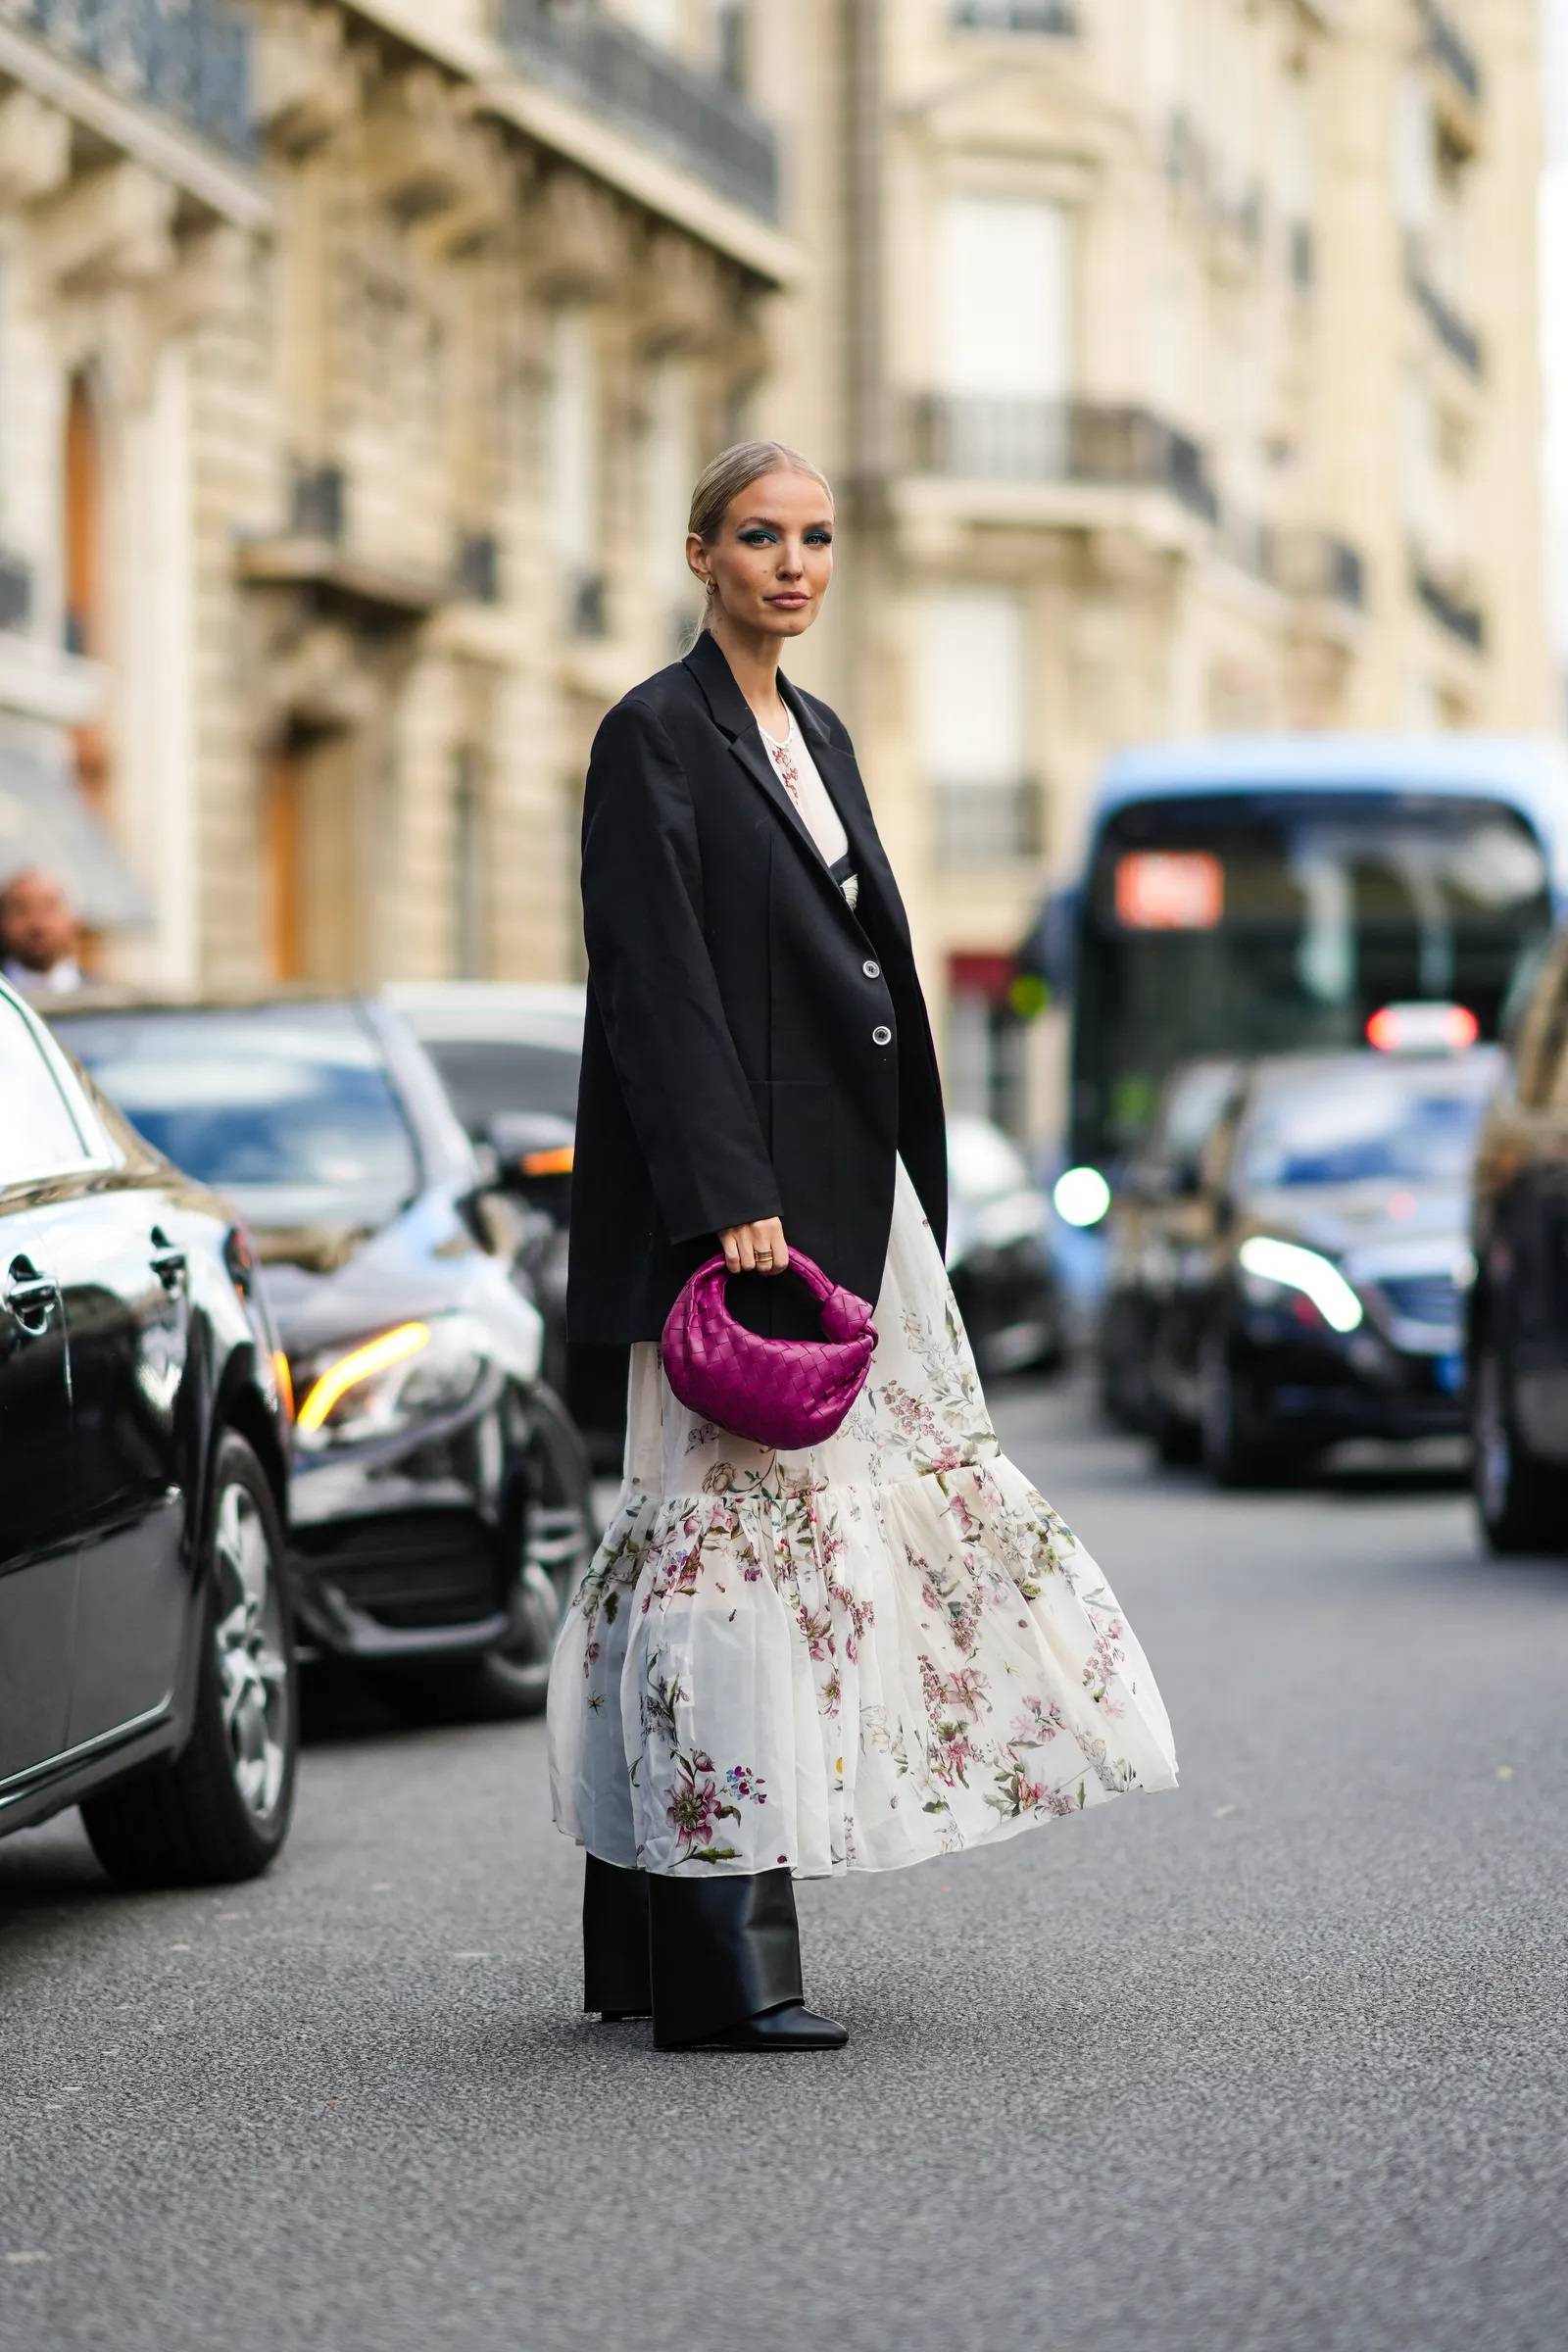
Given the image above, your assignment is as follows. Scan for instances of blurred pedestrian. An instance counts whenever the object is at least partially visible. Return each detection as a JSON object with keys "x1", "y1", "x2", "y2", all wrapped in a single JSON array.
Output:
[
  {"x1": 548, "y1": 440, "x2": 1178, "y2": 2052},
  {"x1": 0, "y1": 866, "x2": 84, "y2": 996}
]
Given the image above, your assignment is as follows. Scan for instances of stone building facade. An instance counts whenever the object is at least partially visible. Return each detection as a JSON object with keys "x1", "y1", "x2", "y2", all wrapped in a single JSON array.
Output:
[
  {"x1": 0, "y1": 0, "x2": 792, "y2": 988},
  {"x1": 0, "y1": 0, "x2": 1553, "y2": 1146},
  {"x1": 764, "y1": 0, "x2": 1554, "y2": 1129}
]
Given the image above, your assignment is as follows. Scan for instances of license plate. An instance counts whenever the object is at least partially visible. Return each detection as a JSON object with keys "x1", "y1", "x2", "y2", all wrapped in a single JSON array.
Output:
[{"x1": 1433, "y1": 1353, "x2": 1465, "y2": 1395}]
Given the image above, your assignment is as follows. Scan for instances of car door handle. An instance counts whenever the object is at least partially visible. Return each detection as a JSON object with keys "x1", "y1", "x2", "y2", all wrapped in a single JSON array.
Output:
[
  {"x1": 149, "y1": 1228, "x2": 187, "y2": 1291},
  {"x1": 6, "y1": 1255, "x2": 60, "y2": 1337}
]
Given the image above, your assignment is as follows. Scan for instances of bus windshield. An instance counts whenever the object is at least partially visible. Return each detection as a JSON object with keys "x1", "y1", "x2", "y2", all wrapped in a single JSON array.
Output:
[{"x1": 1072, "y1": 792, "x2": 1550, "y2": 1167}]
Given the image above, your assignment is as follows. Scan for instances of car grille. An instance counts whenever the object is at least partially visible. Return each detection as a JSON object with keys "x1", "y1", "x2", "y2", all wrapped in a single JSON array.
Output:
[
  {"x1": 296, "y1": 1515, "x2": 499, "y2": 1630},
  {"x1": 1377, "y1": 1270, "x2": 1459, "y2": 1327}
]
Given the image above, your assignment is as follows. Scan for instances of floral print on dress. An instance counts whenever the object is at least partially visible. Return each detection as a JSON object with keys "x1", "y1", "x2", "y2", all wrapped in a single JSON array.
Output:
[{"x1": 547, "y1": 1153, "x2": 1178, "y2": 1878}]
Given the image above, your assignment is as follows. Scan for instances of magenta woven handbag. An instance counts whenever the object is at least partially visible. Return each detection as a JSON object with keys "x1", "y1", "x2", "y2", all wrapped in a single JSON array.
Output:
[{"x1": 660, "y1": 1249, "x2": 878, "y2": 1449}]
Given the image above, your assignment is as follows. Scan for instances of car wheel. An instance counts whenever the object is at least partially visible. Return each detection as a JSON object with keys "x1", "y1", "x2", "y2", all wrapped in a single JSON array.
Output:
[
  {"x1": 81, "y1": 1433, "x2": 298, "y2": 1887},
  {"x1": 1199, "y1": 1335, "x2": 1288, "y2": 1490},
  {"x1": 382, "y1": 1386, "x2": 597, "y2": 1725},
  {"x1": 1471, "y1": 1324, "x2": 1568, "y2": 1555}
]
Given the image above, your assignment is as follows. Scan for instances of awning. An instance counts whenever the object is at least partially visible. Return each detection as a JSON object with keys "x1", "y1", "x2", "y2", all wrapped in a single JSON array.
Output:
[{"x1": 0, "y1": 738, "x2": 151, "y2": 928}]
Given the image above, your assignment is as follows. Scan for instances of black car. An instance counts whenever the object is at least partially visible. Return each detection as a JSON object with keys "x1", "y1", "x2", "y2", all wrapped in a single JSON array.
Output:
[
  {"x1": 0, "y1": 980, "x2": 296, "y2": 1885},
  {"x1": 1468, "y1": 932, "x2": 1568, "y2": 1553},
  {"x1": 1100, "y1": 1056, "x2": 1245, "y2": 1431},
  {"x1": 381, "y1": 984, "x2": 627, "y2": 1461},
  {"x1": 1140, "y1": 1040, "x2": 1499, "y2": 1484},
  {"x1": 943, "y1": 1115, "x2": 1065, "y2": 1378},
  {"x1": 51, "y1": 994, "x2": 595, "y2": 1718}
]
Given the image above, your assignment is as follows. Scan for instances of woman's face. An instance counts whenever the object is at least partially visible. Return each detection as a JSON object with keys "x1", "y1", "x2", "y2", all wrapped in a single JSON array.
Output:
[{"x1": 688, "y1": 469, "x2": 835, "y2": 640}]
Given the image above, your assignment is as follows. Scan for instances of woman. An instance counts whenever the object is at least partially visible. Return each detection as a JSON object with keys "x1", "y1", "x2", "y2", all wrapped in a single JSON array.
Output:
[{"x1": 548, "y1": 440, "x2": 1178, "y2": 2052}]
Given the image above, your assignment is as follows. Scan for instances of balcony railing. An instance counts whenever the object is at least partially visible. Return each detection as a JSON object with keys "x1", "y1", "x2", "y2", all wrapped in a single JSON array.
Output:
[
  {"x1": 1413, "y1": 558, "x2": 1485, "y2": 651},
  {"x1": 1406, "y1": 238, "x2": 1484, "y2": 376},
  {"x1": 14, "y1": 0, "x2": 256, "y2": 160},
  {"x1": 0, "y1": 548, "x2": 32, "y2": 634},
  {"x1": 906, "y1": 395, "x2": 1220, "y2": 524},
  {"x1": 932, "y1": 780, "x2": 1042, "y2": 865},
  {"x1": 1269, "y1": 529, "x2": 1367, "y2": 612},
  {"x1": 1418, "y1": 0, "x2": 1482, "y2": 105},
  {"x1": 949, "y1": 0, "x2": 1077, "y2": 32},
  {"x1": 500, "y1": 0, "x2": 779, "y2": 221}
]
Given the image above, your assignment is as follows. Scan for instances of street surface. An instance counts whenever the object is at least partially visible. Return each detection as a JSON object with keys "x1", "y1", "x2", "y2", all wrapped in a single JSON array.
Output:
[{"x1": 2, "y1": 1377, "x2": 1564, "y2": 2352}]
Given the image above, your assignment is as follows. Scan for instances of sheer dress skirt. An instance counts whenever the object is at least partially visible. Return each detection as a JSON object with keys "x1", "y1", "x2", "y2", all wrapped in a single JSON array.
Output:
[{"x1": 547, "y1": 1152, "x2": 1178, "y2": 1879}]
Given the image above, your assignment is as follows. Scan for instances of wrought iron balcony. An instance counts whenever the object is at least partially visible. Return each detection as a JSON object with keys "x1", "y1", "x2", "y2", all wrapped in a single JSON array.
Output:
[
  {"x1": 1406, "y1": 238, "x2": 1484, "y2": 377},
  {"x1": 934, "y1": 779, "x2": 1043, "y2": 866},
  {"x1": 1418, "y1": 0, "x2": 1482, "y2": 105},
  {"x1": 500, "y1": 0, "x2": 779, "y2": 221},
  {"x1": 1412, "y1": 557, "x2": 1485, "y2": 651},
  {"x1": 0, "y1": 547, "x2": 33, "y2": 634},
  {"x1": 950, "y1": 0, "x2": 1078, "y2": 32},
  {"x1": 906, "y1": 395, "x2": 1220, "y2": 525},
  {"x1": 14, "y1": 0, "x2": 256, "y2": 161},
  {"x1": 933, "y1": 780, "x2": 1042, "y2": 865}
]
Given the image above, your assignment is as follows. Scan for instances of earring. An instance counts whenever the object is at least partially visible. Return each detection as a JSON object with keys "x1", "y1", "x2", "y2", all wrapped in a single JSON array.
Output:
[{"x1": 705, "y1": 579, "x2": 716, "y2": 597}]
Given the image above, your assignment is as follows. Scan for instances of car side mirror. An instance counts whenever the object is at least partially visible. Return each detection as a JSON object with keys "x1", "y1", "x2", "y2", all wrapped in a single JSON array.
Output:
[{"x1": 483, "y1": 1109, "x2": 574, "y2": 1208}]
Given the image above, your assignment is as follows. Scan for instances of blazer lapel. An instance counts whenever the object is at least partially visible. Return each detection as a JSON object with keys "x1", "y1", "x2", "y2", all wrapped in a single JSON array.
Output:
[{"x1": 683, "y1": 630, "x2": 829, "y2": 869}]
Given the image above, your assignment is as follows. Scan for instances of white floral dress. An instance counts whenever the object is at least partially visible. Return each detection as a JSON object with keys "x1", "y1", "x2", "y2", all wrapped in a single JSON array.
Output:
[{"x1": 547, "y1": 1151, "x2": 1179, "y2": 1880}]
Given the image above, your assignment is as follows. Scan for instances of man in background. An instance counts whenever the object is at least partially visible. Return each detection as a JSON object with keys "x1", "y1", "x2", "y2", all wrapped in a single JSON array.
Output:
[{"x1": 0, "y1": 866, "x2": 84, "y2": 995}]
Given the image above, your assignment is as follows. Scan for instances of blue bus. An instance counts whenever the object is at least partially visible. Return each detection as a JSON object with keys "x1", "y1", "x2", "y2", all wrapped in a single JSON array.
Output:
[{"x1": 1021, "y1": 734, "x2": 1568, "y2": 1226}]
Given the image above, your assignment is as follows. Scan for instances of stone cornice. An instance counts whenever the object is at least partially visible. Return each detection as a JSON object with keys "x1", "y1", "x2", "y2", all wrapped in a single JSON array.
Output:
[{"x1": 331, "y1": 0, "x2": 800, "y2": 289}]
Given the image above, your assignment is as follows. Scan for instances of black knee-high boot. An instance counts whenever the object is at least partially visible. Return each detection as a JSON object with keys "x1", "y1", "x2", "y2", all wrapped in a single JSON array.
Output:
[
  {"x1": 648, "y1": 1866, "x2": 847, "y2": 2051},
  {"x1": 582, "y1": 1853, "x2": 652, "y2": 2020}
]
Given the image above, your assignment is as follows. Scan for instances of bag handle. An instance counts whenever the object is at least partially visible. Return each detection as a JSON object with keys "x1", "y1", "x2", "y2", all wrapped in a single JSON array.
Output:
[{"x1": 691, "y1": 1248, "x2": 874, "y2": 1342}]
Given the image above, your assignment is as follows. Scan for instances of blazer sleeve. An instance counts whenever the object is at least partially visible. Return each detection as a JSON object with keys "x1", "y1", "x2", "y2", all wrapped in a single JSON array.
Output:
[{"x1": 580, "y1": 697, "x2": 781, "y2": 1245}]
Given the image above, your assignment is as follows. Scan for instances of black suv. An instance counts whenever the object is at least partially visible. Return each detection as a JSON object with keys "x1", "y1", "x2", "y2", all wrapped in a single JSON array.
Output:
[{"x1": 0, "y1": 982, "x2": 296, "y2": 1885}]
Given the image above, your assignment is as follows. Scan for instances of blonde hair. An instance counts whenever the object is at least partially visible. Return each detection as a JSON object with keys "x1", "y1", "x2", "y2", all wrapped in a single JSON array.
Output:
[{"x1": 687, "y1": 439, "x2": 835, "y2": 637}]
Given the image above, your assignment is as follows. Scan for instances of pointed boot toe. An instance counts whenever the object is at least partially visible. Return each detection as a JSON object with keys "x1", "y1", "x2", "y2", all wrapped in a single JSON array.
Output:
[{"x1": 707, "y1": 2002, "x2": 848, "y2": 2052}]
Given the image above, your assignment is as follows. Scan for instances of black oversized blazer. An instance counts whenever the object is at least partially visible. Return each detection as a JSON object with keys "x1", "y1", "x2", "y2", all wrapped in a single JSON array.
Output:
[{"x1": 565, "y1": 629, "x2": 949, "y2": 1348}]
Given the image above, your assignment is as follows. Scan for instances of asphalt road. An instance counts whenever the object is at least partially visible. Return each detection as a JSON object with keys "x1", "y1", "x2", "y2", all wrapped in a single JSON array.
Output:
[{"x1": 3, "y1": 1378, "x2": 1565, "y2": 2352}]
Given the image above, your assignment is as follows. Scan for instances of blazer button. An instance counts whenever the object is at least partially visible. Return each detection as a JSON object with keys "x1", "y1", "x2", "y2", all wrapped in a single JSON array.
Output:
[
  {"x1": 862, "y1": 958, "x2": 881, "y2": 979},
  {"x1": 872, "y1": 1024, "x2": 893, "y2": 1046}
]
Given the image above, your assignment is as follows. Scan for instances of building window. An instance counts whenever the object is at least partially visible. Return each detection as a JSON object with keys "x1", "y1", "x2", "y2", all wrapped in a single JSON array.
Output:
[
  {"x1": 550, "y1": 309, "x2": 603, "y2": 632},
  {"x1": 917, "y1": 587, "x2": 1039, "y2": 861},
  {"x1": 453, "y1": 747, "x2": 488, "y2": 979},
  {"x1": 712, "y1": 0, "x2": 748, "y2": 87},
  {"x1": 625, "y1": 0, "x2": 680, "y2": 44},
  {"x1": 645, "y1": 356, "x2": 698, "y2": 653},
  {"x1": 936, "y1": 194, "x2": 1073, "y2": 400}
]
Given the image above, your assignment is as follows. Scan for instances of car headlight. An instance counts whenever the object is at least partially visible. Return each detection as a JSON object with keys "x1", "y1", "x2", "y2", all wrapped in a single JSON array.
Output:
[
  {"x1": 1237, "y1": 1237, "x2": 1364, "y2": 1335},
  {"x1": 293, "y1": 1314, "x2": 491, "y2": 1450}
]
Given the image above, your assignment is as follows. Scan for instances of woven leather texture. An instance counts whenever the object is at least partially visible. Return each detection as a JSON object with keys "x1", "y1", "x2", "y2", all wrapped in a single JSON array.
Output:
[{"x1": 660, "y1": 1248, "x2": 878, "y2": 1448}]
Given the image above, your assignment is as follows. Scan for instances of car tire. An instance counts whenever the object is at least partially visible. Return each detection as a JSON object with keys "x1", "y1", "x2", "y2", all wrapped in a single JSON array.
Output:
[
  {"x1": 1199, "y1": 1334, "x2": 1289, "y2": 1490},
  {"x1": 380, "y1": 1386, "x2": 597, "y2": 1724},
  {"x1": 1471, "y1": 1322, "x2": 1568, "y2": 1555},
  {"x1": 81, "y1": 1433, "x2": 298, "y2": 1888}
]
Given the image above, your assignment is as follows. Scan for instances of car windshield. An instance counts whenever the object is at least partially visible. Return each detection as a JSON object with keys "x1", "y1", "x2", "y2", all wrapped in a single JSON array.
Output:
[
  {"x1": 411, "y1": 1035, "x2": 581, "y2": 1130},
  {"x1": 54, "y1": 1003, "x2": 420, "y2": 1230},
  {"x1": 1240, "y1": 1068, "x2": 1494, "y2": 1190}
]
